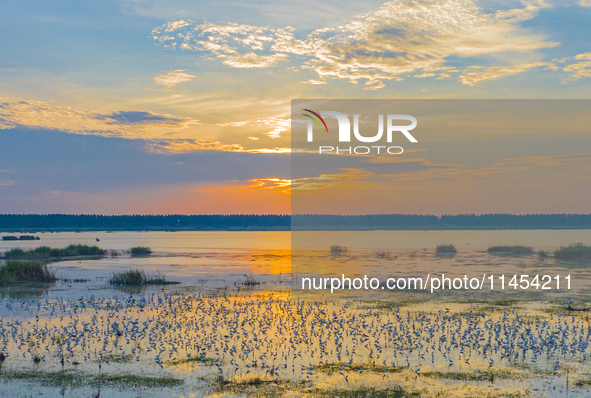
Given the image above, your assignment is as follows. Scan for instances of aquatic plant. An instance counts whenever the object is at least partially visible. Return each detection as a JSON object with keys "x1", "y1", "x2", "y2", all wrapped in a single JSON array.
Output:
[
  {"x1": 18, "y1": 235, "x2": 40, "y2": 241},
  {"x1": 0, "y1": 369, "x2": 183, "y2": 388},
  {"x1": 374, "y1": 251, "x2": 391, "y2": 259},
  {"x1": 311, "y1": 387, "x2": 410, "y2": 397},
  {"x1": 554, "y1": 243, "x2": 591, "y2": 261},
  {"x1": 0, "y1": 261, "x2": 56, "y2": 285},
  {"x1": 109, "y1": 269, "x2": 176, "y2": 286},
  {"x1": 243, "y1": 274, "x2": 261, "y2": 286},
  {"x1": 436, "y1": 244, "x2": 457, "y2": 254},
  {"x1": 130, "y1": 246, "x2": 152, "y2": 256},
  {"x1": 330, "y1": 245, "x2": 348, "y2": 256},
  {"x1": 2, "y1": 244, "x2": 105, "y2": 260},
  {"x1": 421, "y1": 369, "x2": 524, "y2": 382},
  {"x1": 486, "y1": 245, "x2": 534, "y2": 256}
]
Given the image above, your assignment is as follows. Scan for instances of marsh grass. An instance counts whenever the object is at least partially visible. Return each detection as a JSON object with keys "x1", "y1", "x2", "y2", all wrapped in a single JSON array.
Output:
[
  {"x1": 214, "y1": 375, "x2": 295, "y2": 398},
  {"x1": 0, "y1": 261, "x2": 56, "y2": 285},
  {"x1": 574, "y1": 378, "x2": 591, "y2": 388},
  {"x1": 374, "y1": 251, "x2": 391, "y2": 259},
  {"x1": 2, "y1": 235, "x2": 39, "y2": 241},
  {"x1": 537, "y1": 250, "x2": 548, "y2": 258},
  {"x1": 487, "y1": 245, "x2": 534, "y2": 256},
  {"x1": 436, "y1": 244, "x2": 457, "y2": 255},
  {"x1": 3, "y1": 244, "x2": 105, "y2": 260},
  {"x1": 165, "y1": 355, "x2": 215, "y2": 366},
  {"x1": 243, "y1": 274, "x2": 261, "y2": 286},
  {"x1": 421, "y1": 369, "x2": 525, "y2": 382},
  {"x1": 0, "y1": 369, "x2": 183, "y2": 388},
  {"x1": 130, "y1": 246, "x2": 152, "y2": 256},
  {"x1": 330, "y1": 245, "x2": 348, "y2": 256},
  {"x1": 554, "y1": 243, "x2": 591, "y2": 261},
  {"x1": 313, "y1": 362, "x2": 408, "y2": 375},
  {"x1": 109, "y1": 270, "x2": 178, "y2": 286},
  {"x1": 98, "y1": 353, "x2": 134, "y2": 363},
  {"x1": 309, "y1": 387, "x2": 414, "y2": 398}
]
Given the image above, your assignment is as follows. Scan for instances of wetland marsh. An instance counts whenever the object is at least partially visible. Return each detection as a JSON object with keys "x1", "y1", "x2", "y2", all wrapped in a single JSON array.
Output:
[{"x1": 1, "y1": 230, "x2": 591, "y2": 397}]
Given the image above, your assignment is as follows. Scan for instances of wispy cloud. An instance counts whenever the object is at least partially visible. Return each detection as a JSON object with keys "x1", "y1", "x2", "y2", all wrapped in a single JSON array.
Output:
[
  {"x1": 0, "y1": 98, "x2": 294, "y2": 154},
  {"x1": 216, "y1": 116, "x2": 290, "y2": 139},
  {"x1": 293, "y1": 154, "x2": 591, "y2": 192},
  {"x1": 95, "y1": 110, "x2": 188, "y2": 125},
  {"x1": 153, "y1": 69, "x2": 196, "y2": 88},
  {"x1": 222, "y1": 53, "x2": 289, "y2": 68},
  {"x1": 146, "y1": 138, "x2": 291, "y2": 154},
  {"x1": 235, "y1": 177, "x2": 291, "y2": 194},
  {"x1": 0, "y1": 99, "x2": 198, "y2": 139},
  {"x1": 152, "y1": 0, "x2": 565, "y2": 88},
  {"x1": 459, "y1": 62, "x2": 556, "y2": 86},
  {"x1": 146, "y1": 139, "x2": 246, "y2": 153},
  {"x1": 561, "y1": 52, "x2": 591, "y2": 82}
]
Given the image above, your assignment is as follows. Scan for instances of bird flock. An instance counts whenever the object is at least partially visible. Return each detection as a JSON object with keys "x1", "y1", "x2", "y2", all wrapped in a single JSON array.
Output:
[{"x1": 1, "y1": 291, "x2": 590, "y2": 388}]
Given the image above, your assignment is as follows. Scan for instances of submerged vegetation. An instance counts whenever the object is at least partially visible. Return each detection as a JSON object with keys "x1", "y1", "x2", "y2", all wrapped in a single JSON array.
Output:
[
  {"x1": 0, "y1": 261, "x2": 56, "y2": 285},
  {"x1": 436, "y1": 244, "x2": 457, "y2": 255},
  {"x1": 554, "y1": 243, "x2": 591, "y2": 261},
  {"x1": 487, "y1": 245, "x2": 534, "y2": 256},
  {"x1": 2, "y1": 244, "x2": 105, "y2": 260},
  {"x1": 109, "y1": 269, "x2": 177, "y2": 286},
  {"x1": 130, "y1": 246, "x2": 152, "y2": 256}
]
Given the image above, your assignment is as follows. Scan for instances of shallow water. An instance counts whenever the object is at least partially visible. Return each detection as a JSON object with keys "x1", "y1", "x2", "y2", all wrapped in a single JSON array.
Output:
[{"x1": 1, "y1": 230, "x2": 591, "y2": 397}]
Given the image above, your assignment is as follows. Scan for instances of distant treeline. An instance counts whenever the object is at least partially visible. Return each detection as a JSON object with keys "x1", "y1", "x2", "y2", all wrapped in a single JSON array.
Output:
[
  {"x1": 1, "y1": 214, "x2": 591, "y2": 231},
  {"x1": 293, "y1": 214, "x2": 591, "y2": 230},
  {"x1": 0, "y1": 214, "x2": 290, "y2": 231}
]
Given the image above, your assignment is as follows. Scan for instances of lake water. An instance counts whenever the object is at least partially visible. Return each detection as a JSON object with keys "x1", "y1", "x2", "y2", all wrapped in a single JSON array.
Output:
[{"x1": 1, "y1": 230, "x2": 591, "y2": 397}]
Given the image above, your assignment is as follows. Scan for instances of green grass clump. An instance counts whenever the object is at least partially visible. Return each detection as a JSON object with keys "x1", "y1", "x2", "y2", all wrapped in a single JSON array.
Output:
[
  {"x1": 1, "y1": 235, "x2": 37, "y2": 241},
  {"x1": 0, "y1": 369, "x2": 183, "y2": 388},
  {"x1": 314, "y1": 362, "x2": 407, "y2": 375},
  {"x1": 330, "y1": 245, "x2": 348, "y2": 256},
  {"x1": 243, "y1": 274, "x2": 260, "y2": 286},
  {"x1": 436, "y1": 244, "x2": 457, "y2": 254},
  {"x1": 575, "y1": 379, "x2": 591, "y2": 388},
  {"x1": 554, "y1": 243, "x2": 591, "y2": 261},
  {"x1": 130, "y1": 246, "x2": 152, "y2": 256},
  {"x1": 374, "y1": 251, "x2": 391, "y2": 259},
  {"x1": 421, "y1": 369, "x2": 523, "y2": 381},
  {"x1": 166, "y1": 355, "x2": 215, "y2": 366},
  {"x1": 0, "y1": 261, "x2": 56, "y2": 285},
  {"x1": 3, "y1": 244, "x2": 105, "y2": 260},
  {"x1": 310, "y1": 387, "x2": 413, "y2": 398},
  {"x1": 109, "y1": 270, "x2": 177, "y2": 286},
  {"x1": 487, "y1": 245, "x2": 534, "y2": 256},
  {"x1": 18, "y1": 235, "x2": 39, "y2": 241}
]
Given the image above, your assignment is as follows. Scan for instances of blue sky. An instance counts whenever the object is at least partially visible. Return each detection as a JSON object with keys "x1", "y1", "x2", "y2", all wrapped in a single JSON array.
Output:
[{"x1": 0, "y1": 0, "x2": 590, "y2": 214}]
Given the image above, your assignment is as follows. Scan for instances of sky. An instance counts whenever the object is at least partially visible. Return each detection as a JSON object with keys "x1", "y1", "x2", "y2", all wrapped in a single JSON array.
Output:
[{"x1": 0, "y1": 0, "x2": 590, "y2": 215}]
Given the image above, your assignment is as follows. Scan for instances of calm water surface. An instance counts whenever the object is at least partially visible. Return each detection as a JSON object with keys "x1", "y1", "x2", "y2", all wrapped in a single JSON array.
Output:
[{"x1": 1, "y1": 230, "x2": 591, "y2": 397}]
